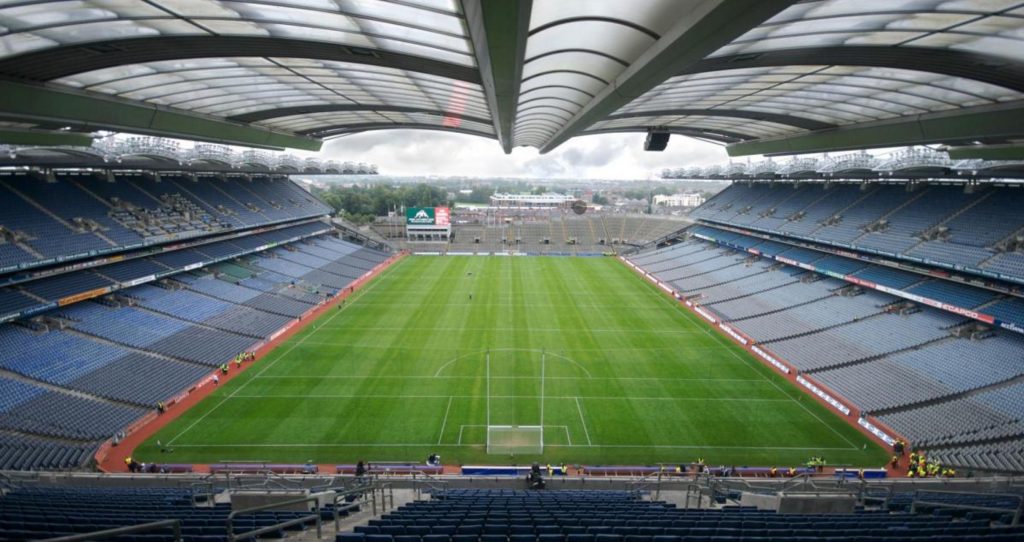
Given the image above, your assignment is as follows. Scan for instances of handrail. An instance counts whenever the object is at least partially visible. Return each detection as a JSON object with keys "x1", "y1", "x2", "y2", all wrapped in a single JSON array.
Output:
[
  {"x1": 683, "y1": 483, "x2": 705, "y2": 509},
  {"x1": 859, "y1": 481, "x2": 894, "y2": 508},
  {"x1": 190, "y1": 481, "x2": 215, "y2": 506},
  {"x1": 628, "y1": 469, "x2": 664, "y2": 501},
  {"x1": 41, "y1": 519, "x2": 182, "y2": 542},
  {"x1": 911, "y1": 489, "x2": 1023, "y2": 526},
  {"x1": 376, "y1": 481, "x2": 395, "y2": 513},
  {"x1": 412, "y1": 472, "x2": 449, "y2": 499},
  {"x1": 332, "y1": 485, "x2": 375, "y2": 530},
  {"x1": 226, "y1": 495, "x2": 322, "y2": 542}
]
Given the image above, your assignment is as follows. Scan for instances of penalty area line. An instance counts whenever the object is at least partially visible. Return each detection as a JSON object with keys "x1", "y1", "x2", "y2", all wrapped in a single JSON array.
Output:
[{"x1": 437, "y1": 396, "x2": 453, "y2": 445}]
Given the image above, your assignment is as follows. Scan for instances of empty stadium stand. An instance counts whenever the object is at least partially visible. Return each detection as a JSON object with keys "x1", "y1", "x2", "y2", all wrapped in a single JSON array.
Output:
[
  {"x1": 0, "y1": 172, "x2": 332, "y2": 274},
  {"x1": 392, "y1": 214, "x2": 688, "y2": 255},
  {"x1": 692, "y1": 182, "x2": 1024, "y2": 285},
  {"x1": 0, "y1": 174, "x2": 392, "y2": 471},
  {"x1": 628, "y1": 221, "x2": 1024, "y2": 475}
]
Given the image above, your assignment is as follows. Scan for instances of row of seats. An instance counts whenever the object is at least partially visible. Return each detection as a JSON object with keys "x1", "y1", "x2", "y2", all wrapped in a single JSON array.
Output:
[
  {"x1": 628, "y1": 232, "x2": 1024, "y2": 473},
  {"x1": 0, "y1": 230, "x2": 390, "y2": 470},
  {"x1": 336, "y1": 490, "x2": 1022, "y2": 542},
  {"x1": 0, "y1": 174, "x2": 331, "y2": 272},
  {"x1": 0, "y1": 486, "x2": 317, "y2": 541},
  {"x1": 0, "y1": 219, "x2": 334, "y2": 322},
  {"x1": 692, "y1": 183, "x2": 1024, "y2": 283}
]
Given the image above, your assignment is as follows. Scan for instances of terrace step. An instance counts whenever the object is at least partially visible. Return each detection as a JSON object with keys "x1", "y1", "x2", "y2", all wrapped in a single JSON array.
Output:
[{"x1": 759, "y1": 309, "x2": 887, "y2": 344}]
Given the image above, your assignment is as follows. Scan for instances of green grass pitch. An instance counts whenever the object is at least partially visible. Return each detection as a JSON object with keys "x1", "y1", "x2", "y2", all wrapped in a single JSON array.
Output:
[{"x1": 138, "y1": 256, "x2": 888, "y2": 468}]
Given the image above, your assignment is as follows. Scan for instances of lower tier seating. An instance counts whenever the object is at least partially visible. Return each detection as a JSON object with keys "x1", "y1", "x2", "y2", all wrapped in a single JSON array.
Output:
[
  {"x1": 0, "y1": 232, "x2": 390, "y2": 470},
  {"x1": 628, "y1": 232, "x2": 1024, "y2": 473}
]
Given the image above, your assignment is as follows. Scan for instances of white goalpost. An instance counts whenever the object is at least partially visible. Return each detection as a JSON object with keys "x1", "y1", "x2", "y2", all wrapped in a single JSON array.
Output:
[{"x1": 485, "y1": 350, "x2": 545, "y2": 455}]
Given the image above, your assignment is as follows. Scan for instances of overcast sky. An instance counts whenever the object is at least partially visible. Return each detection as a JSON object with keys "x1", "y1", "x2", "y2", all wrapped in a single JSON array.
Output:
[{"x1": 312, "y1": 130, "x2": 731, "y2": 179}]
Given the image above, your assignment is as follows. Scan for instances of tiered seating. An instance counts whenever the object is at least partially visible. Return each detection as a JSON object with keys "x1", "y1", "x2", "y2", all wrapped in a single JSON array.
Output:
[
  {"x1": 849, "y1": 266, "x2": 924, "y2": 289},
  {"x1": 708, "y1": 278, "x2": 835, "y2": 321},
  {"x1": 731, "y1": 294, "x2": 885, "y2": 343},
  {"x1": 0, "y1": 431, "x2": 94, "y2": 470},
  {"x1": 629, "y1": 232, "x2": 1024, "y2": 472},
  {"x1": 694, "y1": 183, "x2": 1024, "y2": 283},
  {"x1": 0, "y1": 173, "x2": 332, "y2": 271},
  {"x1": 0, "y1": 487, "x2": 314, "y2": 540},
  {"x1": 339, "y1": 489, "x2": 1022, "y2": 542},
  {"x1": 814, "y1": 333, "x2": 1024, "y2": 413},
  {"x1": 0, "y1": 178, "x2": 111, "y2": 260},
  {"x1": 878, "y1": 383, "x2": 1024, "y2": 449},
  {"x1": 0, "y1": 288, "x2": 38, "y2": 317},
  {"x1": 68, "y1": 304, "x2": 256, "y2": 366},
  {"x1": 0, "y1": 241, "x2": 35, "y2": 270},
  {"x1": 0, "y1": 173, "x2": 391, "y2": 470},
  {"x1": 764, "y1": 307, "x2": 959, "y2": 372},
  {"x1": 0, "y1": 377, "x2": 145, "y2": 440}
]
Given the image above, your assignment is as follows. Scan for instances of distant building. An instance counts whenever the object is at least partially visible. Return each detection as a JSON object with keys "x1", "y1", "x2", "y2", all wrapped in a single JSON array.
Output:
[
  {"x1": 654, "y1": 193, "x2": 704, "y2": 207},
  {"x1": 490, "y1": 193, "x2": 575, "y2": 209}
]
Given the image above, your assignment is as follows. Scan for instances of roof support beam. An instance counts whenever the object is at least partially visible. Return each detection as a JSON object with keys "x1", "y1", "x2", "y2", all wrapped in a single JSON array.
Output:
[
  {"x1": 0, "y1": 128, "x2": 94, "y2": 147},
  {"x1": 680, "y1": 47, "x2": 1024, "y2": 93},
  {"x1": 538, "y1": 0, "x2": 795, "y2": 153},
  {"x1": 604, "y1": 109, "x2": 835, "y2": 131},
  {"x1": 725, "y1": 101, "x2": 1024, "y2": 157},
  {"x1": 0, "y1": 36, "x2": 480, "y2": 84},
  {"x1": 461, "y1": 0, "x2": 532, "y2": 153},
  {"x1": 0, "y1": 80, "x2": 322, "y2": 151},
  {"x1": 229, "y1": 105, "x2": 491, "y2": 127},
  {"x1": 309, "y1": 123, "x2": 496, "y2": 141}
]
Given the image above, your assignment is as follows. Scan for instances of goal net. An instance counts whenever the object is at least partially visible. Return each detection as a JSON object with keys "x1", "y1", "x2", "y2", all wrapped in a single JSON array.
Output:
[{"x1": 487, "y1": 425, "x2": 543, "y2": 455}]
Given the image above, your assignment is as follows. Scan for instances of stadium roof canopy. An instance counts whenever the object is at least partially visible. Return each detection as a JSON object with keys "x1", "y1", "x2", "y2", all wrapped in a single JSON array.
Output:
[{"x1": 1, "y1": 0, "x2": 1024, "y2": 158}]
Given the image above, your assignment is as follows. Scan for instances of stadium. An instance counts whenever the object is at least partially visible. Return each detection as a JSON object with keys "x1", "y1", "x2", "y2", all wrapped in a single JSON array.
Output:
[{"x1": 1, "y1": 0, "x2": 1024, "y2": 540}]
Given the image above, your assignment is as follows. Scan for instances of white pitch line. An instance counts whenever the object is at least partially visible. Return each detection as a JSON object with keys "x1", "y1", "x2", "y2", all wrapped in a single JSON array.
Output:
[
  {"x1": 255, "y1": 375, "x2": 767, "y2": 383},
  {"x1": 297, "y1": 342, "x2": 721, "y2": 354},
  {"x1": 692, "y1": 323, "x2": 860, "y2": 450},
  {"x1": 230, "y1": 394, "x2": 793, "y2": 402},
  {"x1": 575, "y1": 397, "x2": 593, "y2": 446},
  {"x1": 167, "y1": 261, "x2": 400, "y2": 446},
  {"x1": 169, "y1": 443, "x2": 857, "y2": 450},
  {"x1": 314, "y1": 326, "x2": 702, "y2": 334},
  {"x1": 437, "y1": 396, "x2": 453, "y2": 445},
  {"x1": 646, "y1": 277, "x2": 863, "y2": 451}
]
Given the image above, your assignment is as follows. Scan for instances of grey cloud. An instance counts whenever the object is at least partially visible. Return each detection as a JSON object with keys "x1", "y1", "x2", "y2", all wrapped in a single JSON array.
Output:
[{"x1": 314, "y1": 130, "x2": 728, "y2": 178}]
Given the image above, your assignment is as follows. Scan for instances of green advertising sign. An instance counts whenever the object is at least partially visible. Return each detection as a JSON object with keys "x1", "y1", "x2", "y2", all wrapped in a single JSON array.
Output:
[{"x1": 407, "y1": 207, "x2": 436, "y2": 225}]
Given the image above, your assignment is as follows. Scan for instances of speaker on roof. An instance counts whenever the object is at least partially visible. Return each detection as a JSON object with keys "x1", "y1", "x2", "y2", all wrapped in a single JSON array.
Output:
[{"x1": 644, "y1": 130, "x2": 669, "y2": 152}]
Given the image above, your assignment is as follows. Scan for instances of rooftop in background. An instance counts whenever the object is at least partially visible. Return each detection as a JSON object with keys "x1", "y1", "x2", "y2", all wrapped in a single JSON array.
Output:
[
  {"x1": 662, "y1": 147, "x2": 1024, "y2": 182},
  {"x1": 0, "y1": 137, "x2": 377, "y2": 175},
  {"x1": 0, "y1": 1, "x2": 1022, "y2": 159}
]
